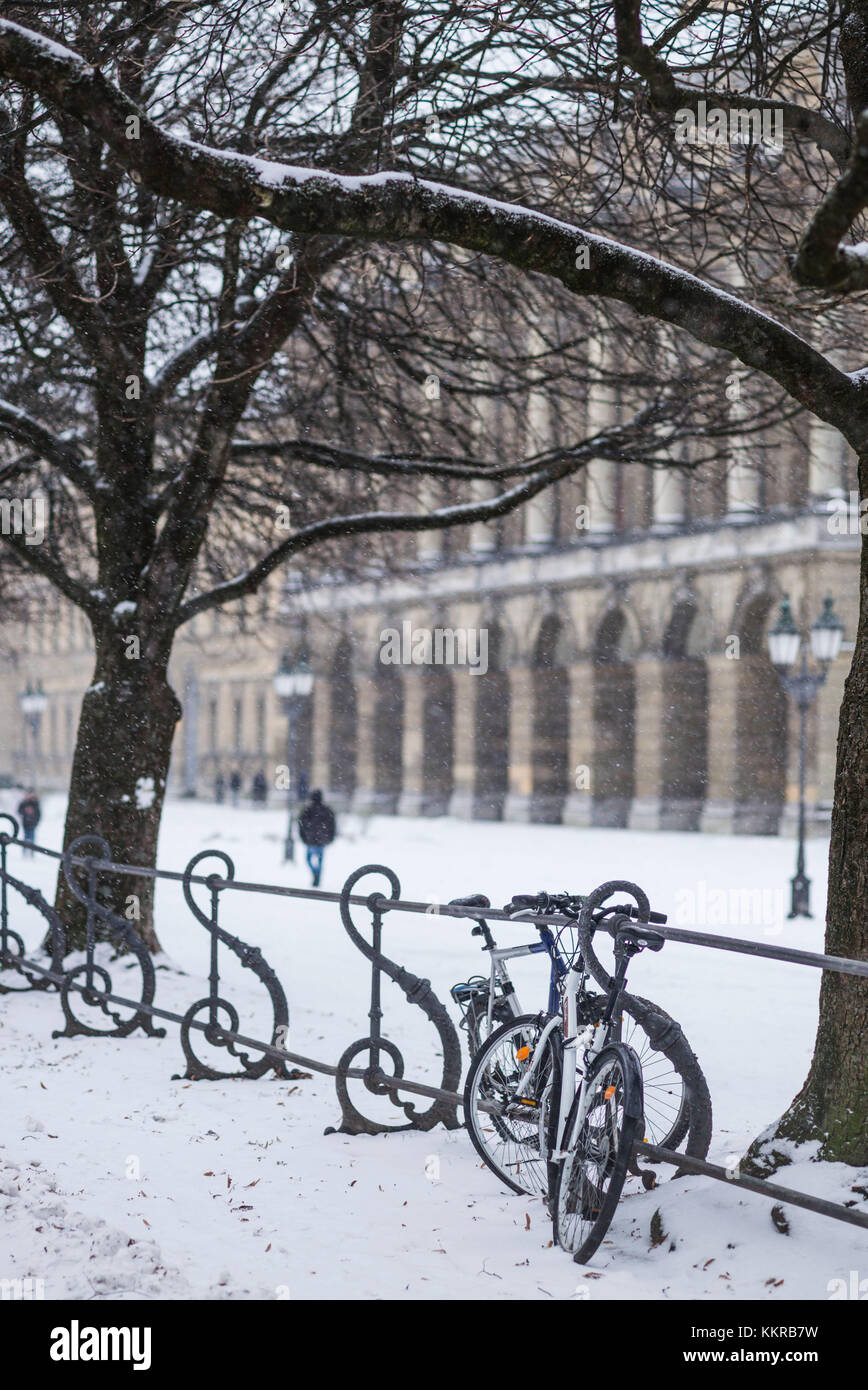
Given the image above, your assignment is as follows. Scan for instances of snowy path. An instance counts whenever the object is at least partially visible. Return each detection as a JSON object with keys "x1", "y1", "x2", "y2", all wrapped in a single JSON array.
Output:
[{"x1": 0, "y1": 795, "x2": 865, "y2": 1300}]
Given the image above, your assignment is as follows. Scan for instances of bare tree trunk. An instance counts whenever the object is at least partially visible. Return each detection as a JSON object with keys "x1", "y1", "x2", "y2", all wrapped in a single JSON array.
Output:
[
  {"x1": 51, "y1": 632, "x2": 181, "y2": 953},
  {"x1": 747, "y1": 453, "x2": 868, "y2": 1170}
]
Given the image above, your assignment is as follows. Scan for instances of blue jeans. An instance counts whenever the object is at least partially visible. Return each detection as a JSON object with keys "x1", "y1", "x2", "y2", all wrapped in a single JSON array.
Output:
[
  {"x1": 22, "y1": 825, "x2": 35, "y2": 856},
  {"x1": 305, "y1": 845, "x2": 324, "y2": 886}
]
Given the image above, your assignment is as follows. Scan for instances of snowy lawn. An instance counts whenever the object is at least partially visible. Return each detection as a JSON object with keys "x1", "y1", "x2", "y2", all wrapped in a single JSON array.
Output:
[{"x1": 0, "y1": 793, "x2": 865, "y2": 1301}]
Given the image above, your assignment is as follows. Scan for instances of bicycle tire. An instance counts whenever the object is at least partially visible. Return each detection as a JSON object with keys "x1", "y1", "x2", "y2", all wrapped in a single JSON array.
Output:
[
  {"x1": 552, "y1": 1041, "x2": 643, "y2": 1264},
  {"x1": 464, "y1": 1013, "x2": 561, "y2": 1197},
  {"x1": 574, "y1": 887, "x2": 712, "y2": 1162},
  {"x1": 622, "y1": 991, "x2": 713, "y2": 1165}
]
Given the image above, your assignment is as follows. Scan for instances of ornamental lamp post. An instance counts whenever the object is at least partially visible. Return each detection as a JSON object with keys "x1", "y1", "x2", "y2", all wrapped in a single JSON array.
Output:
[
  {"x1": 273, "y1": 651, "x2": 313, "y2": 862},
  {"x1": 19, "y1": 680, "x2": 48, "y2": 790},
  {"x1": 768, "y1": 595, "x2": 844, "y2": 919}
]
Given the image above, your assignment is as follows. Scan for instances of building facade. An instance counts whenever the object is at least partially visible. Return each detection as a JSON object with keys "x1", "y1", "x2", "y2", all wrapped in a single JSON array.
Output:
[{"x1": 0, "y1": 436, "x2": 859, "y2": 839}]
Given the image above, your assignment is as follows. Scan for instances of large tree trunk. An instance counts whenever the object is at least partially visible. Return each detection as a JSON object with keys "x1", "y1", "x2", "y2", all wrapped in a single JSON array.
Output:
[
  {"x1": 52, "y1": 634, "x2": 181, "y2": 953},
  {"x1": 747, "y1": 453, "x2": 868, "y2": 1170}
]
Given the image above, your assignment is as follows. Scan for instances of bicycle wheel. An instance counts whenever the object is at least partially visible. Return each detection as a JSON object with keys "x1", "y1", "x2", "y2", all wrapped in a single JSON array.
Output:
[
  {"x1": 617, "y1": 997, "x2": 689, "y2": 1149},
  {"x1": 464, "y1": 1013, "x2": 561, "y2": 1197},
  {"x1": 553, "y1": 1042, "x2": 643, "y2": 1264},
  {"x1": 621, "y1": 992, "x2": 713, "y2": 1160}
]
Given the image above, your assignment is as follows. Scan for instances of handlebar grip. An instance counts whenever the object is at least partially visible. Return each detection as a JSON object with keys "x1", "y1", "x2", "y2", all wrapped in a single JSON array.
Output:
[
  {"x1": 625, "y1": 904, "x2": 668, "y2": 925},
  {"x1": 509, "y1": 893, "x2": 547, "y2": 910}
]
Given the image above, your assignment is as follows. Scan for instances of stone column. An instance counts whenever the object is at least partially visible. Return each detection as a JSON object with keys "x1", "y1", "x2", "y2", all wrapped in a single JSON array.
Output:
[
  {"x1": 653, "y1": 333, "x2": 687, "y2": 528},
  {"x1": 449, "y1": 675, "x2": 476, "y2": 818},
  {"x1": 470, "y1": 479, "x2": 497, "y2": 553},
  {"x1": 561, "y1": 661, "x2": 594, "y2": 826},
  {"x1": 652, "y1": 462, "x2": 686, "y2": 527},
  {"x1": 699, "y1": 654, "x2": 738, "y2": 832},
  {"x1": 585, "y1": 329, "x2": 617, "y2": 532},
  {"x1": 310, "y1": 675, "x2": 331, "y2": 792},
  {"x1": 417, "y1": 481, "x2": 443, "y2": 561},
  {"x1": 503, "y1": 666, "x2": 534, "y2": 821},
  {"x1": 722, "y1": 266, "x2": 760, "y2": 519},
  {"x1": 628, "y1": 657, "x2": 664, "y2": 829},
  {"x1": 809, "y1": 416, "x2": 846, "y2": 502},
  {"x1": 725, "y1": 426, "x2": 761, "y2": 518},
  {"x1": 523, "y1": 330, "x2": 556, "y2": 546},
  {"x1": 808, "y1": 334, "x2": 847, "y2": 503},
  {"x1": 470, "y1": 358, "x2": 498, "y2": 553},
  {"x1": 397, "y1": 673, "x2": 426, "y2": 816},
  {"x1": 352, "y1": 674, "x2": 379, "y2": 815}
]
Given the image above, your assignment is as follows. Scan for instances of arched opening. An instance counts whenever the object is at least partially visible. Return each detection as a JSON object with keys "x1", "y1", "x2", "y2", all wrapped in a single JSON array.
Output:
[
  {"x1": 531, "y1": 615, "x2": 569, "y2": 822},
  {"x1": 329, "y1": 637, "x2": 357, "y2": 809},
  {"x1": 734, "y1": 595, "x2": 787, "y2": 834},
  {"x1": 660, "y1": 603, "x2": 709, "y2": 831},
  {"x1": 473, "y1": 624, "x2": 510, "y2": 820},
  {"x1": 422, "y1": 670, "x2": 454, "y2": 815},
  {"x1": 373, "y1": 666, "x2": 404, "y2": 814},
  {"x1": 592, "y1": 608, "x2": 636, "y2": 827}
]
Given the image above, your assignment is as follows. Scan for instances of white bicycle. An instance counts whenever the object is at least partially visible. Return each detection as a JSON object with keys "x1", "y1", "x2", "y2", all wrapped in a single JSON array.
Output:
[{"x1": 461, "y1": 880, "x2": 711, "y2": 1263}]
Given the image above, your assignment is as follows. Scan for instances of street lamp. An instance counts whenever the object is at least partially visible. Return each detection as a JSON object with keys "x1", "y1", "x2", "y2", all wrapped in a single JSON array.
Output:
[
  {"x1": 19, "y1": 681, "x2": 48, "y2": 790},
  {"x1": 768, "y1": 595, "x2": 844, "y2": 918},
  {"x1": 273, "y1": 651, "x2": 313, "y2": 861}
]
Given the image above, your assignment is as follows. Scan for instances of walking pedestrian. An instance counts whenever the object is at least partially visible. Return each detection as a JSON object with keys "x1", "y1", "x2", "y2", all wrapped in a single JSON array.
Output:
[
  {"x1": 215, "y1": 771, "x2": 225, "y2": 804},
  {"x1": 229, "y1": 770, "x2": 241, "y2": 807},
  {"x1": 17, "y1": 790, "x2": 41, "y2": 857},
  {"x1": 252, "y1": 769, "x2": 268, "y2": 807},
  {"x1": 297, "y1": 789, "x2": 336, "y2": 888}
]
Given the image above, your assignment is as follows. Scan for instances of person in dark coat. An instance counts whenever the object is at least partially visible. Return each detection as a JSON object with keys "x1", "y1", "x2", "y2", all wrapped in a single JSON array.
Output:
[
  {"x1": 215, "y1": 771, "x2": 225, "y2": 804},
  {"x1": 229, "y1": 769, "x2": 242, "y2": 807},
  {"x1": 17, "y1": 790, "x2": 41, "y2": 856},
  {"x1": 251, "y1": 769, "x2": 268, "y2": 807},
  {"x1": 297, "y1": 790, "x2": 336, "y2": 887}
]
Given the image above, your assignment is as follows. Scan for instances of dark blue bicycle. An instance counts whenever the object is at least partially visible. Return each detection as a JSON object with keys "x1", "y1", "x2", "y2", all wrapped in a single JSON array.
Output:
[{"x1": 451, "y1": 884, "x2": 712, "y2": 1203}]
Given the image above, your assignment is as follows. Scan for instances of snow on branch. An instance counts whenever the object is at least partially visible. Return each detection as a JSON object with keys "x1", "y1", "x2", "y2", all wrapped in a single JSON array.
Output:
[
  {"x1": 0, "y1": 398, "x2": 95, "y2": 498},
  {"x1": 792, "y1": 109, "x2": 868, "y2": 295},
  {"x1": 0, "y1": 18, "x2": 860, "y2": 447}
]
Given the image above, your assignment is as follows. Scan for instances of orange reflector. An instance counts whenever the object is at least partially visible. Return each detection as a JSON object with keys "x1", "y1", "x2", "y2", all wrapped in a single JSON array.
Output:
[
  {"x1": 515, "y1": 1046, "x2": 530, "y2": 1060},
  {"x1": 604, "y1": 1084, "x2": 616, "y2": 1099}
]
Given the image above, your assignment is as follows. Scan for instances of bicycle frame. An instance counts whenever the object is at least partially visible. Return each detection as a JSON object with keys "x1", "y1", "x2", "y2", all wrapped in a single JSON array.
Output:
[
  {"x1": 509, "y1": 922, "x2": 641, "y2": 1157},
  {"x1": 468, "y1": 917, "x2": 566, "y2": 1037}
]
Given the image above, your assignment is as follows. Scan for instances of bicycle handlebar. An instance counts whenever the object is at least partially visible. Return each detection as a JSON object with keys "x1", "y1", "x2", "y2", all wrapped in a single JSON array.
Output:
[{"x1": 506, "y1": 889, "x2": 666, "y2": 925}]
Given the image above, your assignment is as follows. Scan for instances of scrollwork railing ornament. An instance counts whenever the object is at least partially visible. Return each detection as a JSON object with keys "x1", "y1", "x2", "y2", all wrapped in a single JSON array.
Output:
[
  {"x1": 176, "y1": 849, "x2": 290, "y2": 1080},
  {"x1": 53, "y1": 834, "x2": 165, "y2": 1040},
  {"x1": 329, "y1": 864, "x2": 461, "y2": 1135},
  {"x1": 0, "y1": 813, "x2": 65, "y2": 993}
]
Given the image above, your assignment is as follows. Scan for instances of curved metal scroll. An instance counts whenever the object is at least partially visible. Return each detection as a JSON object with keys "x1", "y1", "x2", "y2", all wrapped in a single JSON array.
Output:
[
  {"x1": 176, "y1": 849, "x2": 289, "y2": 1080},
  {"x1": 0, "y1": 814, "x2": 66, "y2": 993},
  {"x1": 330, "y1": 864, "x2": 461, "y2": 1135},
  {"x1": 53, "y1": 834, "x2": 166, "y2": 1040}
]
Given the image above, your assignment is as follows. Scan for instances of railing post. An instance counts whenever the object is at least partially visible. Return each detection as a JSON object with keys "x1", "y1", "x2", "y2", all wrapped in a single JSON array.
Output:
[{"x1": 329, "y1": 864, "x2": 462, "y2": 1135}]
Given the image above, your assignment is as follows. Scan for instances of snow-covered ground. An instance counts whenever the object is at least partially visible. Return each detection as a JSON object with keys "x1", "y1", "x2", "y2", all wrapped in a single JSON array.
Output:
[{"x1": 0, "y1": 793, "x2": 865, "y2": 1301}]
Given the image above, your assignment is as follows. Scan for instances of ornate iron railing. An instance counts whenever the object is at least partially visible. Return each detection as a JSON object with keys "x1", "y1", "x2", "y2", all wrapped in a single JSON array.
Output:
[
  {"x1": 0, "y1": 814, "x2": 461, "y2": 1133},
  {"x1": 2, "y1": 811, "x2": 868, "y2": 1237}
]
